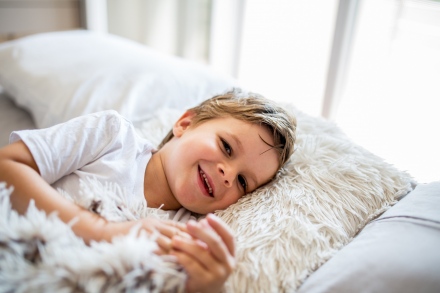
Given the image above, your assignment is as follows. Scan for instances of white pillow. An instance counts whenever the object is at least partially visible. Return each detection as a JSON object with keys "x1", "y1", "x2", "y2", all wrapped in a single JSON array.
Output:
[
  {"x1": 137, "y1": 106, "x2": 414, "y2": 292},
  {"x1": 0, "y1": 30, "x2": 237, "y2": 128}
]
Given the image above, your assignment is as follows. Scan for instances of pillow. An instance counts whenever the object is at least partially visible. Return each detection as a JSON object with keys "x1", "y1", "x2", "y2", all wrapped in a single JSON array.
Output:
[
  {"x1": 0, "y1": 30, "x2": 237, "y2": 129},
  {"x1": 0, "y1": 90, "x2": 35, "y2": 147},
  {"x1": 136, "y1": 105, "x2": 414, "y2": 292},
  {"x1": 297, "y1": 182, "x2": 440, "y2": 293}
]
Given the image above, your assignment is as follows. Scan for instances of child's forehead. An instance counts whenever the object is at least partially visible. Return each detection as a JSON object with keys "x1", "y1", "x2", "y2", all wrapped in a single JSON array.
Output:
[
  {"x1": 194, "y1": 117, "x2": 270, "y2": 141},
  {"x1": 207, "y1": 117, "x2": 274, "y2": 144},
  {"x1": 199, "y1": 115, "x2": 262, "y2": 127},
  {"x1": 198, "y1": 116, "x2": 244, "y2": 129}
]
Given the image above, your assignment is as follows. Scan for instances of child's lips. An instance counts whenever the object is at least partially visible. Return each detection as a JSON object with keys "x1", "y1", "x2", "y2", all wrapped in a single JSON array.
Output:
[{"x1": 198, "y1": 165, "x2": 215, "y2": 197}]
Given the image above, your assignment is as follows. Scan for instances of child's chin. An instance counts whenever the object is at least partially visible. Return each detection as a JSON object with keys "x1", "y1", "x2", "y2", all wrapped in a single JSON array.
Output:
[{"x1": 182, "y1": 204, "x2": 210, "y2": 215}]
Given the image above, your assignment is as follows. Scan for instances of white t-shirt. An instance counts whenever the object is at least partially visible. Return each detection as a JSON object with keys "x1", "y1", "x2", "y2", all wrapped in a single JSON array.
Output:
[{"x1": 10, "y1": 110, "x2": 193, "y2": 222}]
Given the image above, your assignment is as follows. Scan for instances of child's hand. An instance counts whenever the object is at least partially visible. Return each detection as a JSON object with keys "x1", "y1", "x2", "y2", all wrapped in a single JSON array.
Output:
[
  {"x1": 171, "y1": 214, "x2": 236, "y2": 293},
  {"x1": 144, "y1": 218, "x2": 190, "y2": 254},
  {"x1": 100, "y1": 218, "x2": 190, "y2": 254}
]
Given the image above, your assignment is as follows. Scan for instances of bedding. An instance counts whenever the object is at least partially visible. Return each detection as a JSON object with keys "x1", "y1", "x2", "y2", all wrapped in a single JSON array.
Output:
[
  {"x1": 0, "y1": 181, "x2": 186, "y2": 293},
  {"x1": 0, "y1": 90, "x2": 35, "y2": 147},
  {"x1": 0, "y1": 31, "x2": 422, "y2": 292},
  {"x1": 0, "y1": 30, "x2": 238, "y2": 129}
]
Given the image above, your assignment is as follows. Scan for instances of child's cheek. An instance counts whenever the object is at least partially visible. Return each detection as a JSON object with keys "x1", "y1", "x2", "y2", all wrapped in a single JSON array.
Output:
[
  {"x1": 187, "y1": 132, "x2": 221, "y2": 165},
  {"x1": 202, "y1": 137, "x2": 221, "y2": 158}
]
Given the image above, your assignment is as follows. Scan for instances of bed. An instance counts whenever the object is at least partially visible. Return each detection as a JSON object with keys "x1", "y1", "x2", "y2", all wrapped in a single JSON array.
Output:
[{"x1": 0, "y1": 30, "x2": 439, "y2": 293}]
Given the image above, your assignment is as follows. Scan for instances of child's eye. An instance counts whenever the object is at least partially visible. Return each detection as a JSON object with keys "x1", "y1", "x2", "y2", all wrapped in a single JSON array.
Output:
[
  {"x1": 238, "y1": 175, "x2": 247, "y2": 192},
  {"x1": 221, "y1": 139, "x2": 232, "y2": 156}
]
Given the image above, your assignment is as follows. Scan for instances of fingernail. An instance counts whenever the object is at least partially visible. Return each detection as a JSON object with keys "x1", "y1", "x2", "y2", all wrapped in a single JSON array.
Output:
[
  {"x1": 187, "y1": 220, "x2": 197, "y2": 227},
  {"x1": 200, "y1": 219, "x2": 210, "y2": 227}
]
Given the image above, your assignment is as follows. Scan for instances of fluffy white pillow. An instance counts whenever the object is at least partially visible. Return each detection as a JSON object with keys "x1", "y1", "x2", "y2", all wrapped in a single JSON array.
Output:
[
  {"x1": 137, "y1": 105, "x2": 414, "y2": 292},
  {"x1": 0, "y1": 30, "x2": 237, "y2": 128}
]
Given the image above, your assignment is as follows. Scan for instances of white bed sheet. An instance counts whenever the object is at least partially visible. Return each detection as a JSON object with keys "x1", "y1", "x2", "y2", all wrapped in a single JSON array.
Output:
[{"x1": 0, "y1": 89, "x2": 35, "y2": 147}]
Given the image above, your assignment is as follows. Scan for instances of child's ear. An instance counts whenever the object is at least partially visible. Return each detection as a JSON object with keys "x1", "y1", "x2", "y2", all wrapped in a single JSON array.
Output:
[{"x1": 173, "y1": 110, "x2": 196, "y2": 137}]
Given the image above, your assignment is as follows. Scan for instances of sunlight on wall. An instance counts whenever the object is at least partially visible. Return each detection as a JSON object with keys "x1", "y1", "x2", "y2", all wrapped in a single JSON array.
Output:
[
  {"x1": 335, "y1": 0, "x2": 440, "y2": 183},
  {"x1": 237, "y1": 0, "x2": 338, "y2": 117}
]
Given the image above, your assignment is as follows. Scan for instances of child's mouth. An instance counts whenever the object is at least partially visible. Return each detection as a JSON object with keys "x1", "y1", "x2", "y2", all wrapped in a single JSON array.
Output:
[{"x1": 198, "y1": 166, "x2": 214, "y2": 197}]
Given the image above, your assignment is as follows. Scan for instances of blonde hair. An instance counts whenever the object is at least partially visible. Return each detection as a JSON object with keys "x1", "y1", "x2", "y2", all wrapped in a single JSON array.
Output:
[{"x1": 159, "y1": 89, "x2": 297, "y2": 168}]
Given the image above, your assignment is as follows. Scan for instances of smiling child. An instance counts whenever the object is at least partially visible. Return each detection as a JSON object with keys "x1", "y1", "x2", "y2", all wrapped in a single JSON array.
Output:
[{"x1": 0, "y1": 89, "x2": 296, "y2": 292}]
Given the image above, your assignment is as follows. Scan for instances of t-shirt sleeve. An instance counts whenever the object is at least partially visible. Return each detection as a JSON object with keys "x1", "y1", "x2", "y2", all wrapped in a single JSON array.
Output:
[{"x1": 10, "y1": 110, "x2": 124, "y2": 185}]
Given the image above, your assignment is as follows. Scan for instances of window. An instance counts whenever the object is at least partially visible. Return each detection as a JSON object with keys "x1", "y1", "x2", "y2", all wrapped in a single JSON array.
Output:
[
  {"x1": 237, "y1": 0, "x2": 339, "y2": 117},
  {"x1": 335, "y1": 0, "x2": 440, "y2": 183}
]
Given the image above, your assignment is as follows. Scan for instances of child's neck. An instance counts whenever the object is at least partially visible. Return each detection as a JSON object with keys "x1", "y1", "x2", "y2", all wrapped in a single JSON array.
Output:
[{"x1": 143, "y1": 150, "x2": 181, "y2": 210}]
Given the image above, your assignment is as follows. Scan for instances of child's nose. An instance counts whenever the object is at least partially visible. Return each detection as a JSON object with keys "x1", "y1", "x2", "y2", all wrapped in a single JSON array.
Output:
[{"x1": 218, "y1": 165, "x2": 234, "y2": 187}]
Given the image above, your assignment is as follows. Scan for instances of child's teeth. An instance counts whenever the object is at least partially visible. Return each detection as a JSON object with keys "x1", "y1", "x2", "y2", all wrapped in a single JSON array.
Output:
[{"x1": 200, "y1": 170, "x2": 213, "y2": 194}]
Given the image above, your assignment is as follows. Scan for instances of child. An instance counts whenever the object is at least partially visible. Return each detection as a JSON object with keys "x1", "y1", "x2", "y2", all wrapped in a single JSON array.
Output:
[{"x1": 0, "y1": 89, "x2": 296, "y2": 292}]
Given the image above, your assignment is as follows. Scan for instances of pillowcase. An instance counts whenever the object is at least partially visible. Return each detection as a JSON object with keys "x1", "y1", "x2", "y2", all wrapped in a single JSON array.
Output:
[
  {"x1": 136, "y1": 105, "x2": 414, "y2": 292},
  {"x1": 0, "y1": 30, "x2": 237, "y2": 129}
]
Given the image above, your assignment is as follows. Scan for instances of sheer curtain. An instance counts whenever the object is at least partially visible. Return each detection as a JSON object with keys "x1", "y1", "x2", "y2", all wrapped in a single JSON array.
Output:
[
  {"x1": 334, "y1": 0, "x2": 440, "y2": 183},
  {"x1": 235, "y1": 0, "x2": 338, "y2": 117},
  {"x1": 106, "y1": 0, "x2": 211, "y2": 63}
]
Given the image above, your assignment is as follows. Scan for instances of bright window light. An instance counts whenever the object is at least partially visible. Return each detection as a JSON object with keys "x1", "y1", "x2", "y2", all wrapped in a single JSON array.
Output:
[
  {"x1": 335, "y1": 0, "x2": 440, "y2": 183},
  {"x1": 237, "y1": 0, "x2": 338, "y2": 117}
]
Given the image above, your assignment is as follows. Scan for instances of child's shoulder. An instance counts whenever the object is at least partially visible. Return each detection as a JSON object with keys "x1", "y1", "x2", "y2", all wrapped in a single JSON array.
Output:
[
  {"x1": 79, "y1": 110, "x2": 130, "y2": 126},
  {"x1": 88, "y1": 110, "x2": 124, "y2": 120},
  {"x1": 67, "y1": 110, "x2": 133, "y2": 137}
]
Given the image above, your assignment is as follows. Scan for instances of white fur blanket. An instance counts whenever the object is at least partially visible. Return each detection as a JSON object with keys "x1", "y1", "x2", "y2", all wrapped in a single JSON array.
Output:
[
  {"x1": 0, "y1": 182, "x2": 186, "y2": 293},
  {"x1": 0, "y1": 105, "x2": 413, "y2": 292}
]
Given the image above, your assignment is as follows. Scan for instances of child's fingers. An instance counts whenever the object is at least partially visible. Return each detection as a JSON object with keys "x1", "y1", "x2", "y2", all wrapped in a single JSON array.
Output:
[
  {"x1": 155, "y1": 234, "x2": 172, "y2": 254},
  {"x1": 171, "y1": 239, "x2": 230, "y2": 293},
  {"x1": 138, "y1": 218, "x2": 190, "y2": 254},
  {"x1": 171, "y1": 236, "x2": 221, "y2": 273},
  {"x1": 170, "y1": 250, "x2": 213, "y2": 293},
  {"x1": 205, "y1": 214, "x2": 235, "y2": 257},
  {"x1": 163, "y1": 220, "x2": 188, "y2": 233},
  {"x1": 186, "y1": 219, "x2": 235, "y2": 271},
  {"x1": 145, "y1": 218, "x2": 190, "y2": 240},
  {"x1": 157, "y1": 224, "x2": 190, "y2": 240}
]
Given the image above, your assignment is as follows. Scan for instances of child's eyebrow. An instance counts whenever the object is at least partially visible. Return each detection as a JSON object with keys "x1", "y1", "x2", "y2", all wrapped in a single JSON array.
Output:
[{"x1": 229, "y1": 133, "x2": 244, "y2": 153}]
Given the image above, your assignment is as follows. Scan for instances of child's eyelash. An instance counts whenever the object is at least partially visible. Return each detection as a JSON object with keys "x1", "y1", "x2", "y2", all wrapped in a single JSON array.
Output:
[
  {"x1": 221, "y1": 139, "x2": 232, "y2": 155},
  {"x1": 238, "y1": 175, "x2": 247, "y2": 192}
]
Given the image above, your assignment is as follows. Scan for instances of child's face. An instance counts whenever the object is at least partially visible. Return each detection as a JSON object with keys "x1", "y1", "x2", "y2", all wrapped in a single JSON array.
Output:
[{"x1": 163, "y1": 112, "x2": 279, "y2": 214}]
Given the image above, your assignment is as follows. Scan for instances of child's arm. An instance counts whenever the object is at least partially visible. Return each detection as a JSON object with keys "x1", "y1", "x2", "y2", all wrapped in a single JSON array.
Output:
[
  {"x1": 0, "y1": 141, "x2": 184, "y2": 251},
  {"x1": 171, "y1": 214, "x2": 236, "y2": 293}
]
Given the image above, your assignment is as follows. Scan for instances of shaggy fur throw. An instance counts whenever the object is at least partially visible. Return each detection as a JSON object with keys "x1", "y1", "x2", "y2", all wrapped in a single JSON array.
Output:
[
  {"x1": 0, "y1": 104, "x2": 413, "y2": 292},
  {"x1": 0, "y1": 182, "x2": 186, "y2": 293}
]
